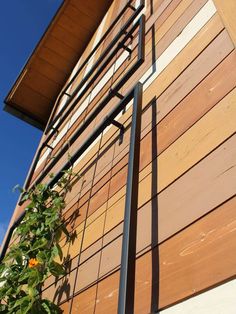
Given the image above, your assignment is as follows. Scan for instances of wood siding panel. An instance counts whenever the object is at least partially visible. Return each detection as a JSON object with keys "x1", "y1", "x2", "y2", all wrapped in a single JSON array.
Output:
[
  {"x1": 213, "y1": 0, "x2": 236, "y2": 46},
  {"x1": 61, "y1": 196, "x2": 236, "y2": 312},
  {"x1": 51, "y1": 50, "x2": 236, "y2": 257},
  {"x1": 136, "y1": 195, "x2": 236, "y2": 311},
  {"x1": 44, "y1": 135, "x2": 236, "y2": 296},
  {"x1": 11, "y1": 0, "x2": 236, "y2": 312},
  {"x1": 60, "y1": 85, "x2": 236, "y2": 255},
  {"x1": 159, "y1": 279, "x2": 236, "y2": 314},
  {"x1": 35, "y1": 11, "x2": 225, "y2": 209},
  {"x1": 30, "y1": 0, "x2": 220, "y2": 184}
]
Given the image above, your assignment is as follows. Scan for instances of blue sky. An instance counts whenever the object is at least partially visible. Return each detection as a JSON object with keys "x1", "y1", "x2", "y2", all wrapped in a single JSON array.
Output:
[{"x1": 0, "y1": 0, "x2": 62, "y2": 244}]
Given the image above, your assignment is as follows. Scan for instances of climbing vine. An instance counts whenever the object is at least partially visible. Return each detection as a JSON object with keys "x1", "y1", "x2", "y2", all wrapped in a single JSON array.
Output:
[{"x1": 0, "y1": 170, "x2": 76, "y2": 313}]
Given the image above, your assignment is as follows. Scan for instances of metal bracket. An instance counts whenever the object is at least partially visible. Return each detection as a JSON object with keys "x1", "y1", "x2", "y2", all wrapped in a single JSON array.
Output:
[
  {"x1": 123, "y1": 30, "x2": 134, "y2": 41},
  {"x1": 111, "y1": 120, "x2": 125, "y2": 145},
  {"x1": 120, "y1": 43, "x2": 132, "y2": 55},
  {"x1": 109, "y1": 89, "x2": 124, "y2": 100},
  {"x1": 21, "y1": 14, "x2": 145, "y2": 197},
  {"x1": 51, "y1": 127, "x2": 59, "y2": 135},
  {"x1": 128, "y1": 4, "x2": 136, "y2": 11},
  {"x1": 45, "y1": 144, "x2": 53, "y2": 150}
]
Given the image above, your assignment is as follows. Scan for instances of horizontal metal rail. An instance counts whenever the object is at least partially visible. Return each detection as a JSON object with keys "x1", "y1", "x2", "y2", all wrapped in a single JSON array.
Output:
[
  {"x1": 47, "y1": 13, "x2": 144, "y2": 135},
  {"x1": 22, "y1": 14, "x2": 145, "y2": 193},
  {"x1": 45, "y1": 0, "x2": 144, "y2": 135}
]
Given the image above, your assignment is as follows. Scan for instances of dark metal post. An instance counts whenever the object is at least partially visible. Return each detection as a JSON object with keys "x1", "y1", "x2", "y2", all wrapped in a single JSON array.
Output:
[{"x1": 118, "y1": 82, "x2": 143, "y2": 314}]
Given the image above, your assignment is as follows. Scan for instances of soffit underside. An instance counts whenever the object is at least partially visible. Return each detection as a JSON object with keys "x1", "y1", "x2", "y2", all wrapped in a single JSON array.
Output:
[{"x1": 4, "y1": 0, "x2": 113, "y2": 129}]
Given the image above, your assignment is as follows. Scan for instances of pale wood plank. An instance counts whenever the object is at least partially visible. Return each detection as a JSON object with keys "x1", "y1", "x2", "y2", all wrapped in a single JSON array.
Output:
[{"x1": 213, "y1": 0, "x2": 236, "y2": 46}]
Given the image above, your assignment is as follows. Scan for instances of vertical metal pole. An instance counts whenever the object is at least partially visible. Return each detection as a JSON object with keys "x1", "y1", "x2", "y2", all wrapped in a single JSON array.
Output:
[{"x1": 118, "y1": 82, "x2": 143, "y2": 314}]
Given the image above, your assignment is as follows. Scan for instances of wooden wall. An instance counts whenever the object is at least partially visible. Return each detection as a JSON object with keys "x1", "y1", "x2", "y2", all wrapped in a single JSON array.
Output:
[{"x1": 13, "y1": 0, "x2": 236, "y2": 312}]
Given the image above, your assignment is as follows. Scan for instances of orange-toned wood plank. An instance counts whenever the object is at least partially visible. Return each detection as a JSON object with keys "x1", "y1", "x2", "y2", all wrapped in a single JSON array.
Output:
[
  {"x1": 32, "y1": 0, "x2": 217, "y2": 169},
  {"x1": 157, "y1": 49, "x2": 236, "y2": 154},
  {"x1": 135, "y1": 195, "x2": 236, "y2": 311},
  {"x1": 75, "y1": 13, "x2": 225, "y2": 180},
  {"x1": 154, "y1": 0, "x2": 196, "y2": 43},
  {"x1": 143, "y1": 13, "x2": 223, "y2": 106},
  {"x1": 90, "y1": 135, "x2": 236, "y2": 281},
  {"x1": 39, "y1": 49, "x2": 236, "y2": 257},
  {"x1": 62, "y1": 284, "x2": 97, "y2": 313},
  {"x1": 46, "y1": 134, "x2": 236, "y2": 293},
  {"x1": 102, "y1": 130, "x2": 236, "y2": 264},
  {"x1": 58, "y1": 51, "x2": 236, "y2": 247},
  {"x1": 42, "y1": 268, "x2": 76, "y2": 304},
  {"x1": 102, "y1": 85, "x2": 236, "y2": 212},
  {"x1": 59, "y1": 196, "x2": 236, "y2": 313},
  {"x1": 155, "y1": 86, "x2": 236, "y2": 193},
  {"x1": 40, "y1": 35, "x2": 236, "y2": 296},
  {"x1": 62, "y1": 33, "x2": 230, "y2": 220},
  {"x1": 30, "y1": 9, "x2": 224, "y2": 187}
]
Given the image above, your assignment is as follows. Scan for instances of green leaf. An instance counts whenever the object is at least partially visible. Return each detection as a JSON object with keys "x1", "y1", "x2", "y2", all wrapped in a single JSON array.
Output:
[
  {"x1": 28, "y1": 286, "x2": 37, "y2": 299},
  {"x1": 31, "y1": 237, "x2": 48, "y2": 251},
  {"x1": 48, "y1": 261, "x2": 65, "y2": 277},
  {"x1": 51, "y1": 244, "x2": 63, "y2": 261},
  {"x1": 41, "y1": 299, "x2": 63, "y2": 314},
  {"x1": 1, "y1": 156, "x2": 75, "y2": 312},
  {"x1": 0, "y1": 304, "x2": 8, "y2": 314},
  {"x1": 41, "y1": 301, "x2": 51, "y2": 314},
  {"x1": 20, "y1": 297, "x2": 32, "y2": 314},
  {"x1": 8, "y1": 295, "x2": 31, "y2": 313},
  {"x1": 54, "y1": 228, "x2": 62, "y2": 242},
  {"x1": 36, "y1": 251, "x2": 47, "y2": 263},
  {"x1": 28, "y1": 268, "x2": 43, "y2": 287},
  {"x1": 18, "y1": 268, "x2": 31, "y2": 283},
  {"x1": 21, "y1": 192, "x2": 30, "y2": 202},
  {"x1": 45, "y1": 212, "x2": 59, "y2": 228}
]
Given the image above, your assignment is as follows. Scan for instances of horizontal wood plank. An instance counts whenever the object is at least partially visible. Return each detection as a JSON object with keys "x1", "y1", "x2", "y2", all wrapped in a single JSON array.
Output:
[{"x1": 59, "y1": 196, "x2": 236, "y2": 312}]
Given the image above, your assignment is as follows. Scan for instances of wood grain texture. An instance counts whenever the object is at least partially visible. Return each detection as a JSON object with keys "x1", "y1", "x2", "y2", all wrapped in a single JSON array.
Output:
[
  {"x1": 63, "y1": 84, "x2": 236, "y2": 250},
  {"x1": 49, "y1": 20, "x2": 229, "y2": 223},
  {"x1": 60, "y1": 12, "x2": 224, "y2": 185},
  {"x1": 89, "y1": 134, "x2": 236, "y2": 278},
  {"x1": 213, "y1": 0, "x2": 236, "y2": 46},
  {"x1": 30, "y1": 0, "x2": 221, "y2": 184},
  {"x1": 156, "y1": 86, "x2": 236, "y2": 193},
  {"x1": 10, "y1": 1, "x2": 236, "y2": 312},
  {"x1": 44, "y1": 134, "x2": 236, "y2": 294},
  {"x1": 18, "y1": 44, "x2": 235, "y2": 257},
  {"x1": 136, "y1": 195, "x2": 236, "y2": 311},
  {"x1": 159, "y1": 279, "x2": 236, "y2": 314},
  {"x1": 59, "y1": 196, "x2": 236, "y2": 312},
  {"x1": 51, "y1": 49, "x2": 236, "y2": 256},
  {"x1": 157, "y1": 49, "x2": 236, "y2": 154},
  {"x1": 143, "y1": 12, "x2": 223, "y2": 103}
]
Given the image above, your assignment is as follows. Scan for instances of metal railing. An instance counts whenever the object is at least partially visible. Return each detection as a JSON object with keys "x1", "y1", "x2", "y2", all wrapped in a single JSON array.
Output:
[
  {"x1": 0, "y1": 2, "x2": 146, "y2": 311},
  {"x1": 22, "y1": 8, "x2": 145, "y2": 194},
  {"x1": 0, "y1": 84, "x2": 143, "y2": 314},
  {"x1": 45, "y1": 0, "x2": 144, "y2": 135}
]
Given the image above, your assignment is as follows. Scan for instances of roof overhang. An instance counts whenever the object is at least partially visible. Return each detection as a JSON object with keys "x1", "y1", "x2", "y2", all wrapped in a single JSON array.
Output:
[{"x1": 4, "y1": 0, "x2": 113, "y2": 130}]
